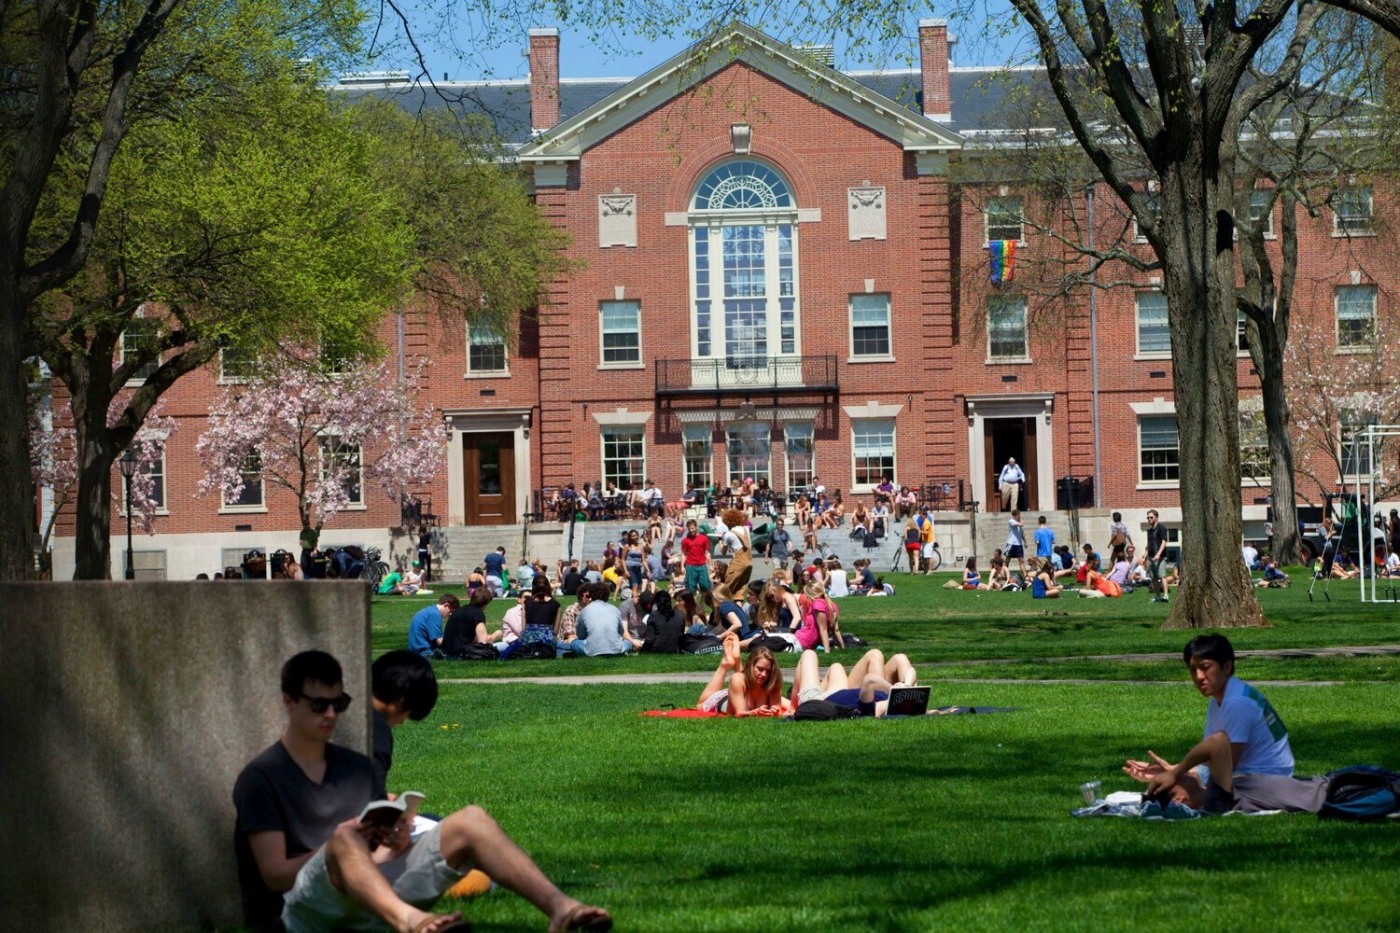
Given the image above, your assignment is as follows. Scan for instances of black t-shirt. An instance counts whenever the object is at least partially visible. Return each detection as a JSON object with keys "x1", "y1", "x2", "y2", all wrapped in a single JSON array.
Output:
[
  {"x1": 524, "y1": 598, "x2": 560, "y2": 628},
  {"x1": 561, "y1": 569, "x2": 584, "y2": 596},
  {"x1": 1147, "y1": 523, "x2": 1169, "y2": 559},
  {"x1": 232, "y1": 741, "x2": 376, "y2": 931},
  {"x1": 641, "y1": 609, "x2": 685, "y2": 653},
  {"x1": 442, "y1": 605, "x2": 486, "y2": 657}
]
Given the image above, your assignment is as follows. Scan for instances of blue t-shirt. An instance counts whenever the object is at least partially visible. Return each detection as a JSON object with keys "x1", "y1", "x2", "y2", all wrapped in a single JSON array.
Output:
[
  {"x1": 717, "y1": 600, "x2": 752, "y2": 638},
  {"x1": 1204, "y1": 676, "x2": 1294, "y2": 777},
  {"x1": 407, "y1": 605, "x2": 443, "y2": 657},
  {"x1": 1031, "y1": 576, "x2": 1047, "y2": 598},
  {"x1": 484, "y1": 552, "x2": 506, "y2": 579},
  {"x1": 1034, "y1": 526, "x2": 1055, "y2": 558}
]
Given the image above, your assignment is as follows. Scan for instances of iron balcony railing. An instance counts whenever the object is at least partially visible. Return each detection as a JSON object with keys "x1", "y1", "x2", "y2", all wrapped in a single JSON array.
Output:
[{"x1": 655, "y1": 355, "x2": 839, "y2": 396}]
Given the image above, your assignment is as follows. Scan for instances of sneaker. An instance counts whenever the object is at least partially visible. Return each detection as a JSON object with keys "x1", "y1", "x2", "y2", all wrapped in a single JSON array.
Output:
[
  {"x1": 418, "y1": 589, "x2": 434, "y2": 595},
  {"x1": 1153, "y1": 597, "x2": 1167, "y2": 603}
]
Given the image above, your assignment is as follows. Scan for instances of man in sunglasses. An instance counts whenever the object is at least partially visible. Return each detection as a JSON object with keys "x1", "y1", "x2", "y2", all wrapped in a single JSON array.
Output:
[{"x1": 234, "y1": 650, "x2": 610, "y2": 933}]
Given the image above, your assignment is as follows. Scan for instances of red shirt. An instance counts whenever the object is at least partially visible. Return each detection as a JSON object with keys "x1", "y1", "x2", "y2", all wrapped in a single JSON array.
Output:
[{"x1": 681, "y1": 532, "x2": 711, "y2": 567}]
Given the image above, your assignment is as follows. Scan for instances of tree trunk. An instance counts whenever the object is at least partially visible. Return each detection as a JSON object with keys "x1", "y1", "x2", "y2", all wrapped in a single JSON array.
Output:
[
  {"x1": 72, "y1": 395, "x2": 117, "y2": 580},
  {"x1": 1256, "y1": 335, "x2": 1302, "y2": 566},
  {"x1": 0, "y1": 286, "x2": 36, "y2": 580},
  {"x1": 1159, "y1": 164, "x2": 1268, "y2": 631}
]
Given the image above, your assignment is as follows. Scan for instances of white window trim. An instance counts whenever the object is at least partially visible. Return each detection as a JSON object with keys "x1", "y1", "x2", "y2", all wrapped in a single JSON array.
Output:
[
  {"x1": 848, "y1": 293, "x2": 894, "y2": 362},
  {"x1": 688, "y1": 166, "x2": 804, "y2": 365},
  {"x1": 681, "y1": 424, "x2": 714, "y2": 491},
  {"x1": 849, "y1": 417, "x2": 897, "y2": 493},
  {"x1": 986, "y1": 297, "x2": 1031, "y2": 364},
  {"x1": 1247, "y1": 191, "x2": 1276, "y2": 240},
  {"x1": 598, "y1": 299, "x2": 644, "y2": 370},
  {"x1": 601, "y1": 426, "x2": 647, "y2": 490},
  {"x1": 465, "y1": 325, "x2": 510, "y2": 379},
  {"x1": 117, "y1": 447, "x2": 170, "y2": 517},
  {"x1": 119, "y1": 313, "x2": 160, "y2": 387},
  {"x1": 1238, "y1": 399, "x2": 1271, "y2": 483},
  {"x1": 1131, "y1": 193, "x2": 1160, "y2": 244},
  {"x1": 217, "y1": 348, "x2": 251, "y2": 385},
  {"x1": 784, "y1": 422, "x2": 815, "y2": 491},
  {"x1": 982, "y1": 195, "x2": 1026, "y2": 246},
  {"x1": 218, "y1": 458, "x2": 268, "y2": 514},
  {"x1": 1334, "y1": 285, "x2": 1377, "y2": 354},
  {"x1": 319, "y1": 436, "x2": 366, "y2": 510},
  {"x1": 1136, "y1": 414, "x2": 1181, "y2": 490},
  {"x1": 1332, "y1": 186, "x2": 1375, "y2": 238},
  {"x1": 1134, "y1": 291, "x2": 1172, "y2": 360}
]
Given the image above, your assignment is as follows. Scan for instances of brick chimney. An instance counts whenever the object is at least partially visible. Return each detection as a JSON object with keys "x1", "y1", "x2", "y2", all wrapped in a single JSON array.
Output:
[
  {"x1": 528, "y1": 27, "x2": 560, "y2": 132},
  {"x1": 919, "y1": 18, "x2": 953, "y2": 122}
]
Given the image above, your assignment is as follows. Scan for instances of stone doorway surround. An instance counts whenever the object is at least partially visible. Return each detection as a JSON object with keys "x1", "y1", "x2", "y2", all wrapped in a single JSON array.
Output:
[
  {"x1": 965, "y1": 394, "x2": 1055, "y2": 512},
  {"x1": 444, "y1": 409, "x2": 532, "y2": 527}
]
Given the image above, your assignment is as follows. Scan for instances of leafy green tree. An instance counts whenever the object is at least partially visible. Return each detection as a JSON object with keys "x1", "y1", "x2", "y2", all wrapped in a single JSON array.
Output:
[{"x1": 0, "y1": 0, "x2": 363, "y2": 579}]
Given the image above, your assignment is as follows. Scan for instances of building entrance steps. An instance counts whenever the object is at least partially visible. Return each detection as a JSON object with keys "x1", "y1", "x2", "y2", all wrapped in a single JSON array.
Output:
[{"x1": 427, "y1": 509, "x2": 1114, "y2": 583}]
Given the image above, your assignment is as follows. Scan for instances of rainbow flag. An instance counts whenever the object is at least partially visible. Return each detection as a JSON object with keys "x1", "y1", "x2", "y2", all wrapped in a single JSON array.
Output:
[{"x1": 989, "y1": 240, "x2": 1017, "y2": 285}]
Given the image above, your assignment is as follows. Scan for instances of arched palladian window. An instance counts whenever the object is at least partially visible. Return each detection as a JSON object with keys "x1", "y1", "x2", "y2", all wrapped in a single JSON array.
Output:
[{"x1": 690, "y1": 160, "x2": 800, "y2": 369}]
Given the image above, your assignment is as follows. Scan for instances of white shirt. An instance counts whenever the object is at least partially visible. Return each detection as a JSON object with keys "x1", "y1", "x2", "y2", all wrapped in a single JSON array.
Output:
[
  {"x1": 827, "y1": 569, "x2": 849, "y2": 597},
  {"x1": 998, "y1": 463, "x2": 1025, "y2": 484},
  {"x1": 1241, "y1": 545, "x2": 1259, "y2": 568},
  {"x1": 1204, "y1": 676, "x2": 1294, "y2": 777}
]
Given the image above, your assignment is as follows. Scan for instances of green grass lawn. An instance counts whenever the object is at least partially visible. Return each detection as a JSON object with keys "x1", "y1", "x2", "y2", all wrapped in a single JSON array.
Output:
[
  {"x1": 387, "y1": 680, "x2": 1399, "y2": 932},
  {"x1": 364, "y1": 575, "x2": 1400, "y2": 931}
]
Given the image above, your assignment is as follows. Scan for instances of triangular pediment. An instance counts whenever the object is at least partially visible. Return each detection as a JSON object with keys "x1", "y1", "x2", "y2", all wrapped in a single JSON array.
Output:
[{"x1": 517, "y1": 22, "x2": 962, "y2": 163}]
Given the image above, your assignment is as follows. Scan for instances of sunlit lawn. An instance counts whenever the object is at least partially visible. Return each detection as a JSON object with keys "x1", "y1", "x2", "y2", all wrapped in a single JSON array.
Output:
[{"x1": 360, "y1": 574, "x2": 1400, "y2": 931}]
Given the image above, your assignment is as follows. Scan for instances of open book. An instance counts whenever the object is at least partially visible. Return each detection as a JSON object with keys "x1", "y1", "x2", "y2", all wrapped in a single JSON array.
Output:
[{"x1": 358, "y1": 791, "x2": 426, "y2": 830}]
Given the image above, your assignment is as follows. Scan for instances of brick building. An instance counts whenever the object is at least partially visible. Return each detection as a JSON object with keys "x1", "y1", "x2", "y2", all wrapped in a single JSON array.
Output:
[{"x1": 48, "y1": 20, "x2": 1397, "y2": 578}]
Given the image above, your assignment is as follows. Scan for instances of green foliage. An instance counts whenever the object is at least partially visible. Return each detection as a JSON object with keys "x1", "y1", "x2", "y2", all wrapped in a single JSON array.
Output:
[{"x1": 348, "y1": 101, "x2": 574, "y2": 344}]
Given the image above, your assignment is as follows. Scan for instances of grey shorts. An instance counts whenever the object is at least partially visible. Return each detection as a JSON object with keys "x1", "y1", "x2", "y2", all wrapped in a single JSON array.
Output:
[
  {"x1": 1201, "y1": 774, "x2": 1330, "y2": 815},
  {"x1": 282, "y1": 823, "x2": 469, "y2": 932},
  {"x1": 798, "y1": 686, "x2": 827, "y2": 705}
]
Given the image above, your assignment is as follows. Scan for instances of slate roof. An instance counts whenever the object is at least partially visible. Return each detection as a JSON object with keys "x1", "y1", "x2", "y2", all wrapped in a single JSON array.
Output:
[{"x1": 329, "y1": 63, "x2": 1055, "y2": 149}]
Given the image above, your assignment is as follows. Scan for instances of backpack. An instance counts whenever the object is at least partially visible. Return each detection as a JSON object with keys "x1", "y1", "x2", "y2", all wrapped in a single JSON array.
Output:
[
  {"x1": 509, "y1": 641, "x2": 555, "y2": 661},
  {"x1": 458, "y1": 643, "x2": 499, "y2": 661},
  {"x1": 841, "y1": 632, "x2": 869, "y2": 649},
  {"x1": 681, "y1": 633, "x2": 726, "y2": 655},
  {"x1": 749, "y1": 634, "x2": 798, "y2": 654},
  {"x1": 1319, "y1": 765, "x2": 1400, "y2": 821},
  {"x1": 793, "y1": 700, "x2": 861, "y2": 721}
]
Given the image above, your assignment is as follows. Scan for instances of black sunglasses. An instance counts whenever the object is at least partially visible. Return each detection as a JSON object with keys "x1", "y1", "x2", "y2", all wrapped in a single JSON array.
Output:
[{"x1": 300, "y1": 692, "x2": 352, "y2": 714}]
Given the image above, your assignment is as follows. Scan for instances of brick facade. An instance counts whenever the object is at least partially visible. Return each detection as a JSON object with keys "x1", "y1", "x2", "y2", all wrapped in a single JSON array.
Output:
[{"x1": 47, "y1": 22, "x2": 1400, "y2": 578}]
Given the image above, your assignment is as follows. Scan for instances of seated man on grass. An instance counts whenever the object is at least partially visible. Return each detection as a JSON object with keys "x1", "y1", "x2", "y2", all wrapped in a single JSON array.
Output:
[
  {"x1": 1122, "y1": 634, "x2": 1327, "y2": 814},
  {"x1": 234, "y1": 650, "x2": 611, "y2": 933}
]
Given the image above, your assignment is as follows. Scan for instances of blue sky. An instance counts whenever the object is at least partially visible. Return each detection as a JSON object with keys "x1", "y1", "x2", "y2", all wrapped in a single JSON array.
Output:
[{"x1": 365, "y1": 4, "x2": 1029, "y2": 82}]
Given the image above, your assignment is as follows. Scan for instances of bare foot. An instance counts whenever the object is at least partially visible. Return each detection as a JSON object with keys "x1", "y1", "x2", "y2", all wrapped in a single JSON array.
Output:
[
  {"x1": 406, "y1": 909, "x2": 469, "y2": 933},
  {"x1": 722, "y1": 632, "x2": 741, "y2": 670},
  {"x1": 548, "y1": 901, "x2": 613, "y2": 933}
]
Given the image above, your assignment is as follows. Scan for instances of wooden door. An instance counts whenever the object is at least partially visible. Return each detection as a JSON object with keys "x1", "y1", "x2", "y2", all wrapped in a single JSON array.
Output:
[
  {"x1": 984, "y1": 418, "x2": 1034, "y2": 512},
  {"x1": 464, "y1": 432, "x2": 516, "y2": 525}
]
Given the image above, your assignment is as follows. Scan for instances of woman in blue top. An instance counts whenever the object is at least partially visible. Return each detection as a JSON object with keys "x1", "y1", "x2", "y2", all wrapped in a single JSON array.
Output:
[
  {"x1": 962, "y1": 557, "x2": 989, "y2": 591},
  {"x1": 1032, "y1": 558, "x2": 1063, "y2": 598}
]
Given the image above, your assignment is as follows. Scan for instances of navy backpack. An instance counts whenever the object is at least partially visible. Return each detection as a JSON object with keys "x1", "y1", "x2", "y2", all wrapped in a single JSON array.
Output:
[{"x1": 1318, "y1": 765, "x2": 1400, "y2": 821}]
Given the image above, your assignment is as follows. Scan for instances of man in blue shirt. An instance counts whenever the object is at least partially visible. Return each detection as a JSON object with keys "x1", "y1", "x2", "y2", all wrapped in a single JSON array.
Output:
[
  {"x1": 483, "y1": 547, "x2": 507, "y2": 595},
  {"x1": 1122, "y1": 634, "x2": 1324, "y2": 813},
  {"x1": 1034, "y1": 515, "x2": 1055, "y2": 562},
  {"x1": 407, "y1": 594, "x2": 459, "y2": 657}
]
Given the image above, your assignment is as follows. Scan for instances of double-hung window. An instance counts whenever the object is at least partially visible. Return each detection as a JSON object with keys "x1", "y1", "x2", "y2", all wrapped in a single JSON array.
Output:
[
  {"x1": 985, "y1": 196, "x2": 1024, "y2": 243},
  {"x1": 602, "y1": 428, "x2": 645, "y2": 490},
  {"x1": 987, "y1": 297, "x2": 1028, "y2": 360},
  {"x1": 1336, "y1": 286, "x2": 1376, "y2": 350},
  {"x1": 1137, "y1": 292, "x2": 1170, "y2": 355},
  {"x1": 850, "y1": 294, "x2": 891, "y2": 358},
  {"x1": 600, "y1": 300, "x2": 641, "y2": 366},
  {"x1": 1138, "y1": 416, "x2": 1180, "y2": 485},
  {"x1": 1333, "y1": 187, "x2": 1373, "y2": 235},
  {"x1": 467, "y1": 325, "x2": 508, "y2": 375},
  {"x1": 852, "y1": 419, "x2": 895, "y2": 487}
]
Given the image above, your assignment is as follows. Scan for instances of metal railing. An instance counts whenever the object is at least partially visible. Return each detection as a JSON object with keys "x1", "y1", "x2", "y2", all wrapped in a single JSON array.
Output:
[{"x1": 655, "y1": 354, "x2": 839, "y2": 395}]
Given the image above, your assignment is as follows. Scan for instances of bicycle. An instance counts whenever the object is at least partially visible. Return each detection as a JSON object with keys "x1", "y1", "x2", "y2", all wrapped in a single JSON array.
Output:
[
  {"x1": 890, "y1": 540, "x2": 943, "y2": 573},
  {"x1": 361, "y1": 546, "x2": 389, "y2": 588}
]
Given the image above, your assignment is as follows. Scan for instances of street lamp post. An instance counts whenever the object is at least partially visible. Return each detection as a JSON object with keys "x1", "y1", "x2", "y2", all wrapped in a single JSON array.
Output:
[{"x1": 118, "y1": 448, "x2": 138, "y2": 580}]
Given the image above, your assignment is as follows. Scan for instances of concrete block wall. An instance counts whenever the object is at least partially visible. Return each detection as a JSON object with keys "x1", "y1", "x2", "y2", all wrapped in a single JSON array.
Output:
[{"x1": 0, "y1": 582, "x2": 371, "y2": 933}]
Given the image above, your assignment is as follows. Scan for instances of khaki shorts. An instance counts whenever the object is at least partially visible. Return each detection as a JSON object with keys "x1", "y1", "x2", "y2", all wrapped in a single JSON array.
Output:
[
  {"x1": 282, "y1": 823, "x2": 469, "y2": 932},
  {"x1": 798, "y1": 686, "x2": 827, "y2": 705}
]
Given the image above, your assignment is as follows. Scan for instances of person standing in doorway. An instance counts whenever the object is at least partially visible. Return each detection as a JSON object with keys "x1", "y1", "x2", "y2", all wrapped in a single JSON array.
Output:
[{"x1": 998, "y1": 457, "x2": 1025, "y2": 512}]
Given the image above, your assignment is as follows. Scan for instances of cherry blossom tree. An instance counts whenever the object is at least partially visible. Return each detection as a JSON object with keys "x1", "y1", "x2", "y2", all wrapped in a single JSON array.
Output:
[
  {"x1": 30, "y1": 398, "x2": 174, "y2": 573},
  {"x1": 196, "y1": 360, "x2": 447, "y2": 541},
  {"x1": 1286, "y1": 322, "x2": 1400, "y2": 501}
]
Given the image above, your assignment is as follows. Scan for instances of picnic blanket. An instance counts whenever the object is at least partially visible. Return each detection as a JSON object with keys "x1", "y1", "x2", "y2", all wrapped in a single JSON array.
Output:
[
  {"x1": 641, "y1": 706, "x2": 1018, "y2": 719},
  {"x1": 1071, "y1": 791, "x2": 1282, "y2": 820}
]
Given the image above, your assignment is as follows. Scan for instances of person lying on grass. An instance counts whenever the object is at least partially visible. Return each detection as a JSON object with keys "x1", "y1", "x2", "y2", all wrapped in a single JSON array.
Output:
[
  {"x1": 1122, "y1": 634, "x2": 1327, "y2": 814},
  {"x1": 696, "y1": 637, "x2": 791, "y2": 716},
  {"x1": 788, "y1": 648, "x2": 921, "y2": 718},
  {"x1": 234, "y1": 650, "x2": 611, "y2": 933}
]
